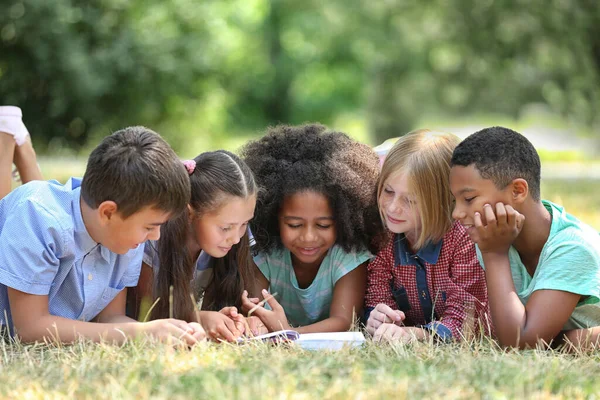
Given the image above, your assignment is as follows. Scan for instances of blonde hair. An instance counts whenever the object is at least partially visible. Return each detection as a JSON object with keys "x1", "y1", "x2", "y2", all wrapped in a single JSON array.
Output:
[{"x1": 377, "y1": 129, "x2": 460, "y2": 250}]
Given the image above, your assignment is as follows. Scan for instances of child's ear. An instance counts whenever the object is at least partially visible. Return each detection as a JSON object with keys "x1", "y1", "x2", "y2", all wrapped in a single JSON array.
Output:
[
  {"x1": 510, "y1": 178, "x2": 529, "y2": 204},
  {"x1": 97, "y1": 200, "x2": 118, "y2": 223}
]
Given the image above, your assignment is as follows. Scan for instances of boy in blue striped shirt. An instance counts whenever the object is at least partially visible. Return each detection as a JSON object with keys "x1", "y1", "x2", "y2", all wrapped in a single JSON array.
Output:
[{"x1": 0, "y1": 126, "x2": 205, "y2": 344}]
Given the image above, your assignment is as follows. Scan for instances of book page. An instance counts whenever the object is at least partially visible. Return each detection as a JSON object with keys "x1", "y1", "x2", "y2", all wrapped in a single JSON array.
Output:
[
  {"x1": 295, "y1": 331, "x2": 366, "y2": 350},
  {"x1": 237, "y1": 329, "x2": 300, "y2": 343}
]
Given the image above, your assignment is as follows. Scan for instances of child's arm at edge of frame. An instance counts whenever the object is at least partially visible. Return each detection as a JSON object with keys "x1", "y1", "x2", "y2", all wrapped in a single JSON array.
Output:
[
  {"x1": 13, "y1": 136, "x2": 42, "y2": 183},
  {"x1": 0, "y1": 132, "x2": 16, "y2": 199},
  {"x1": 294, "y1": 261, "x2": 368, "y2": 334},
  {"x1": 7, "y1": 287, "x2": 203, "y2": 345}
]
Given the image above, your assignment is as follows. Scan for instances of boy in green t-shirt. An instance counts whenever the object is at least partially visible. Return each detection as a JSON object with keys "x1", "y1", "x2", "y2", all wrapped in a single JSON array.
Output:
[{"x1": 449, "y1": 126, "x2": 600, "y2": 350}]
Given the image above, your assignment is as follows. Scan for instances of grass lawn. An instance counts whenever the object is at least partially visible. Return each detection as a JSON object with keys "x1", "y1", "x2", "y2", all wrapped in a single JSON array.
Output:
[
  {"x1": 2, "y1": 338, "x2": 600, "y2": 399},
  {"x1": 2, "y1": 159, "x2": 600, "y2": 399}
]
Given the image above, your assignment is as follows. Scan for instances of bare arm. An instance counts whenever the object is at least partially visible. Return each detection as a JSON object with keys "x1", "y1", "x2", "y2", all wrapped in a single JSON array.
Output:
[
  {"x1": 475, "y1": 203, "x2": 581, "y2": 348},
  {"x1": 483, "y1": 252, "x2": 580, "y2": 348},
  {"x1": 294, "y1": 262, "x2": 367, "y2": 333},
  {"x1": 7, "y1": 287, "x2": 202, "y2": 345},
  {"x1": 0, "y1": 132, "x2": 15, "y2": 198},
  {"x1": 240, "y1": 259, "x2": 270, "y2": 315},
  {"x1": 242, "y1": 262, "x2": 368, "y2": 333},
  {"x1": 12, "y1": 136, "x2": 42, "y2": 183},
  {"x1": 559, "y1": 326, "x2": 600, "y2": 351}
]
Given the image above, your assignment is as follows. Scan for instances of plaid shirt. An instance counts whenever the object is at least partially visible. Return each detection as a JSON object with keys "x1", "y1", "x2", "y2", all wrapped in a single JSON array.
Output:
[{"x1": 365, "y1": 221, "x2": 491, "y2": 339}]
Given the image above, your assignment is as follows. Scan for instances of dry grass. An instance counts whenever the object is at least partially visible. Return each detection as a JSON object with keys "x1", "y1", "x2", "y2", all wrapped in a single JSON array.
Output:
[{"x1": 1, "y1": 335, "x2": 599, "y2": 399}]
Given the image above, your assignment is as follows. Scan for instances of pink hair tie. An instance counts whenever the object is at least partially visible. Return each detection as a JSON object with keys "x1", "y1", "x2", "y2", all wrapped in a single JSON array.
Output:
[{"x1": 182, "y1": 160, "x2": 196, "y2": 175}]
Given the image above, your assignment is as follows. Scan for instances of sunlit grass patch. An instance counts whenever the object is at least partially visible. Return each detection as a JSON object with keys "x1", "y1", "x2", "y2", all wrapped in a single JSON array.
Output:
[{"x1": 1, "y1": 337, "x2": 600, "y2": 399}]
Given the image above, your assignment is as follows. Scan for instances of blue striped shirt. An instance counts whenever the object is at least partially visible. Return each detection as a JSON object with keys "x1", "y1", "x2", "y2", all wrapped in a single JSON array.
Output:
[{"x1": 0, "y1": 178, "x2": 143, "y2": 334}]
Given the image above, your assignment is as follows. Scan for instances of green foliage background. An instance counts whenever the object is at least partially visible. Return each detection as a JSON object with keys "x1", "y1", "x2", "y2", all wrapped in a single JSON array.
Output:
[{"x1": 1, "y1": 0, "x2": 599, "y2": 153}]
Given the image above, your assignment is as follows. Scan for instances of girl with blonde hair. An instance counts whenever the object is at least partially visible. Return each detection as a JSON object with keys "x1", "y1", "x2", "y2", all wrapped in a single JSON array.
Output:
[{"x1": 365, "y1": 129, "x2": 490, "y2": 343}]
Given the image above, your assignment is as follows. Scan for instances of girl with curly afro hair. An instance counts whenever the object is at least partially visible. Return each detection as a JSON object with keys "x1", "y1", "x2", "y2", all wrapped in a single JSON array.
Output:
[{"x1": 239, "y1": 124, "x2": 385, "y2": 333}]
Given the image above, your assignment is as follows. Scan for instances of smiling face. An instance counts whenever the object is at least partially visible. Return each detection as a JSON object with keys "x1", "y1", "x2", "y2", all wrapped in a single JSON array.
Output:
[
  {"x1": 378, "y1": 172, "x2": 421, "y2": 242},
  {"x1": 449, "y1": 164, "x2": 514, "y2": 236},
  {"x1": 278, "y1": 191, "x2": 337, "y2": 269},
  {"x1": 190, "y1": 194, "x2": 256, "y2": 258}
]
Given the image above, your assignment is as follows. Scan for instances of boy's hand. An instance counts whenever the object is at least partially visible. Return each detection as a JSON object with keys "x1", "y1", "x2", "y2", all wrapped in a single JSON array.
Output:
[
  {"x1": 372, "y1": 323, "x2": 416, "y2": 344},
  {"x1": 241, "y1": 289, "x2": 290, "y2": 332},
  {"x1": 140, "y1": 318, "x2": 206, "y2": 346},
  {"x1": 199, "y1": 311, "x2": 243, "y2": 342},
  {"x1": 365, "y1": 303, "x2": 405, "y2": 336},
  {"x1": 473, "y1": 203, "x2": 525, "y2": 255}
]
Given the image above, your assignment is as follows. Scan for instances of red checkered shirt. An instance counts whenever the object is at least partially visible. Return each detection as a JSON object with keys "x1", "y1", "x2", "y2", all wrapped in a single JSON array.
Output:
[{"x1": 365, "y1": 221, "x2": 491, "y2": 339}]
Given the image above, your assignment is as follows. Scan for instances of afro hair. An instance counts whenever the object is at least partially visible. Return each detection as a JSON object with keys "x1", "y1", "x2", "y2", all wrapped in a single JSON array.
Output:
[{"x1": 241, "y1": 123, "x2": 385, "y2": 255}]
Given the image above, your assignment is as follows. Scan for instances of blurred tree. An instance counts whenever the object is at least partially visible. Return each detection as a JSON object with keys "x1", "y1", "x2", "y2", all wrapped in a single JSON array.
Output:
[
  {"x1": 0, "y1": 0, "x2": 210, "y2": 151},
  {"x1": 355, "y1": 0, "x2": 600, "y2": 142},
  {"x1": 1, "y1": 0, "x2": 599, "y2": 151}
]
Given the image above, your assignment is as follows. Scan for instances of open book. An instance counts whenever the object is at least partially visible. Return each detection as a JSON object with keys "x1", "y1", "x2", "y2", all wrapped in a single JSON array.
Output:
[{"x1": 238, "y1": 330, "x2": 366, "y2": 350}]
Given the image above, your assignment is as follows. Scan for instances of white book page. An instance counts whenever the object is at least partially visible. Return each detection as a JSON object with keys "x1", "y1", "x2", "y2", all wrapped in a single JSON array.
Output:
[
  {"x1": 238, "y1": 329, "x2": 300, "y2": 343},
  {"x1": 295, "y1": 331, "x2": 366, "y2": 350},
  {"x1": 296, "y1": 331, "x2": 365, "y2": 342}
]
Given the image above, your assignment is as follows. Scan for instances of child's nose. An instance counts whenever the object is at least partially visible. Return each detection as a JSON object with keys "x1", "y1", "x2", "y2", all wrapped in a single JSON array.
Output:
[
  {"x1": 230, "y1": 232, "x2": 242, "y2": 245},
  {"x1": 452, "y1": 206, "x2": 465, "y2": 221},
  {"x1": 388, "y1": 198, "x2": 403, "y2": 214},
  {"x1": 301, "y1": 226, "x2": 317, "y2": 241},
  {"x1": 148, "y1": 230, "x2": 160, "y2": 241}
]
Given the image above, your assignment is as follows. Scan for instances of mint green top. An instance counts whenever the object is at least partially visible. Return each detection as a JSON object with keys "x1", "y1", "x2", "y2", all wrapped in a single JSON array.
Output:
[
  {"x1": 477, "y1": 200, "x2": 600, "y2": 330},
  {"x1": 254, "y1": 245, "x2": 371, "y2": 327}
]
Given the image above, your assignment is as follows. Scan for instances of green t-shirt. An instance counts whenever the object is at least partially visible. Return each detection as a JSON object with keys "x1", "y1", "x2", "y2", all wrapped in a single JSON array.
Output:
[
  {"x1": 477, "y1": 200, "x2": 600, "y2": 330},
  {"x1": 254, "y1": 245, "x2": 371, "y2": 327}
]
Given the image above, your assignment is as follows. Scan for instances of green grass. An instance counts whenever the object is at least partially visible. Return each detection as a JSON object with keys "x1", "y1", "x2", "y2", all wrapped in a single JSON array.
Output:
[
  {"x1": 2, "y1": 338, "x2": 600, "y2": 399},
  {"x1": 4, "y1": 159, "x2": 600, "y2": 398}
]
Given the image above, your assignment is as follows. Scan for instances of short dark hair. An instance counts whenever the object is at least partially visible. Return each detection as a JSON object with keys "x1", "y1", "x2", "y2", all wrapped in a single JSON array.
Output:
[
  {"x1": 451, "y1": 126, "x2": 541, "y2": 201},
  {"x1": 241, "y1": 123, "x2": 385, "y2": 254},
  {"x1": 81, "y1": 126, "x2": 190, "y2": 218}
]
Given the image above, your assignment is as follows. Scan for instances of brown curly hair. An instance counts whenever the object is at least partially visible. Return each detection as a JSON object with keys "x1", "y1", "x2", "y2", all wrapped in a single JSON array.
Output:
[{"x1": 240, "y1": 123, "x2": 385, "y2": 255}]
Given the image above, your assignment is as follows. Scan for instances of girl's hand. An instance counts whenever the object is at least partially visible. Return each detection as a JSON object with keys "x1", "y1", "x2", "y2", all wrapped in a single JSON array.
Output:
[
  {"x1": 246, "y1": 316, "x2": 268, "y2": 336},
  {"x1": 140, "y1": 318, "x2": 205, "y2": 346},
  {"x1": 473, "y1": 203, "x2": 525, "y2": 255},
  {"x1": 240, "y1": 290, "x2": 260, "y2": 314},
  {"x1": 365, "y1": 303, "x2": 405, "y2": 336},
  {"x1": 241, "y1": 289, "x2": 290, "y2": 332},
  {"x1": 198, "y1": 311, "x2": 243, "y2": 342},
  {"x1": 372, "y1": 323, "x2": 416, "y2": 344},
  {"x1": 219, "y1": 306, "x2": 247, "y2": 335},
  {"x1": 186, "y1": 321, "x2": 208, "y2": 341}
]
